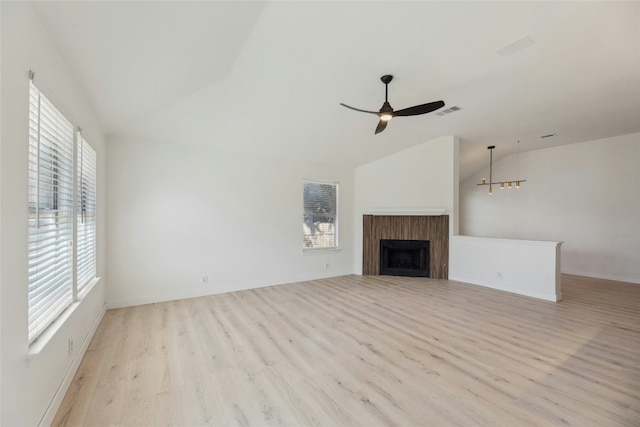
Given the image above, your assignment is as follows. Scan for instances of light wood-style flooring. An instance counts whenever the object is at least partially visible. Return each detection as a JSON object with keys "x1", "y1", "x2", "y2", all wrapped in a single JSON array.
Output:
[{"x1": 53, "y1": 274, "x2": 640, "y2": 426}]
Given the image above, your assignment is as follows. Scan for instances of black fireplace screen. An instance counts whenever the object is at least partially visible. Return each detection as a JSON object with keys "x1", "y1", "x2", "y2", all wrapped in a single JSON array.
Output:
[{"x1": 379, "y1": 239, "x2": 430, "y2": 277}]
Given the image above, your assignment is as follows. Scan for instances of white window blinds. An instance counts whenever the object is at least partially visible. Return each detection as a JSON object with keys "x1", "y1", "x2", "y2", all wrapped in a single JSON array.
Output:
[
  {"x1": 303, "y1": 180, "x2": 338, "y2": 250},
  {"x1": 76, "y1": 134, "x2": 97, "y2": 296},
  {"x1": 28, "y1": 82, "x2": 75, "y2": 343}
]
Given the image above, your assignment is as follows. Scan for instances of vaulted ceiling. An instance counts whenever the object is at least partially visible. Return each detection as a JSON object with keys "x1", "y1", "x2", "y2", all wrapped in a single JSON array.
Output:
[{"x1": 31, "y1": 1, "x2": 640, "y2": 178}]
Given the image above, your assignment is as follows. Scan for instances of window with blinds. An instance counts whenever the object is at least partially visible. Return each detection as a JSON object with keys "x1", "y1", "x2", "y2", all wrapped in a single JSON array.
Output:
[
  {"x1": 76, "y1": 134, "x2": 97, "y2": 297},
  {"x1": 28, "y1": 82, "x2": 75, "y2": 343},
  {"x1": 28, "y1": 80, "x2": 99, "y2": 344},
  {"x1": 303, "y1": 180, "x2": 338, "y2": 250}
]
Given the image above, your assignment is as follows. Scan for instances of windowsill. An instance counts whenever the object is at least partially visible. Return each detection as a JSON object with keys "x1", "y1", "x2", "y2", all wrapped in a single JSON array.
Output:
[
  {"x1": 26, "y1": 276, "x2": 101, "y2": 358},
  {"x1": 302, "y1": 247, "x2": 341, "y2": 255},
  {"x1": 27, "y1": 301, "x2": 79, "y2": 357},
  {"x1": 78, "y1": 276, "x2": 101, "y2": 300}
]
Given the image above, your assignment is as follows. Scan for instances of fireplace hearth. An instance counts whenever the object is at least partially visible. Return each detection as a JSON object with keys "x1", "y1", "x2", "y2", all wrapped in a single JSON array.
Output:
[{"x1": 379, "y1": 239, "x2": 430, "y2": 277}]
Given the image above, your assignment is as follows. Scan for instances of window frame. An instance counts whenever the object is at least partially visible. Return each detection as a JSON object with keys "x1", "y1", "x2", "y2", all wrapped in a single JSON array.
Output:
[
  {"x1": 28, "y1": 79, "x2": 99, "y2": 346},
  {"x1": 302, "y1": 179, "x2": 339, "y2": 252},
  {"x1": 28, "y1": 81, "x2": 75, "y2": 344},
  {"x1": 76, "y1": 133, "x2": 97, "y2": 298}
]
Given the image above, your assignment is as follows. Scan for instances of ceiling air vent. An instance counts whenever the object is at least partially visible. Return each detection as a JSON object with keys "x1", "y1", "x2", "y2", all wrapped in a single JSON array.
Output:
[
  {"x1": 436, "y1": 105, "x2": 461, "y2": 116},
  {"x1": 541, "y1": 133, "x2": 557, "y2": 139},
  {"x1": 496, "y1": 35, "x2": 535, "y2": 57}
]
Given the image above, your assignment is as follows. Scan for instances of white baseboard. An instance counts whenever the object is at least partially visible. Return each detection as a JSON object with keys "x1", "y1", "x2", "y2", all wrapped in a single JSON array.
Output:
[
  {"x1": 39, "y1": 302, "x2": 107, "y2": 427},
  {"x1": 561, "y1": 270, "x2": 640, "y2": 285},
  {"x1": 449, "y1": 275, "x2": 560, "y2": 302},
  {"x1": 107, "y1": 272, "x2": 350, "y2": 309},
  {"x1": 107, "y1": 281, "x2": 278, "y2": 309}
]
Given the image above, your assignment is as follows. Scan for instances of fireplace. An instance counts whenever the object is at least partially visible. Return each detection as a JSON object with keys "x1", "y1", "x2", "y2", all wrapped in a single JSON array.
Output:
[
  {"x1": 363, "y1": 215, "x2": 447, "y2": 278},
  {"x1": 379, "y1": 239, "x2": 430, "y2": 277}
]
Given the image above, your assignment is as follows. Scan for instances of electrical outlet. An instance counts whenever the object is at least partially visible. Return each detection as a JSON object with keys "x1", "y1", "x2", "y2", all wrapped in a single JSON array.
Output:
[
  {"x1": 68, "y1": 338, "x2": 74, "y2": 355},
  {"x1": 202, "y1": 275, "x2": 209, "y2": 285}
]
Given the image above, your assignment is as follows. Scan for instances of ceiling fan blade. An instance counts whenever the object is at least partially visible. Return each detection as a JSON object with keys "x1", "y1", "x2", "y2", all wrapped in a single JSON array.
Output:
[
  {"x1": 375, "y1": 120, "x2": 388, "y2": 134},
  {"x1": 340, "y1": 103, "x2": 379, "y2": 115},
  {"x1": 394, "y1": 100, "x2": 445, "y2": 117}
]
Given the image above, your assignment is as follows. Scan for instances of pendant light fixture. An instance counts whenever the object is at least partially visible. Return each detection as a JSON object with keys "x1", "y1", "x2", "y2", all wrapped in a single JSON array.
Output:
[{"x1": 477, "y1": 142, "x2": 526, "y2": 194}]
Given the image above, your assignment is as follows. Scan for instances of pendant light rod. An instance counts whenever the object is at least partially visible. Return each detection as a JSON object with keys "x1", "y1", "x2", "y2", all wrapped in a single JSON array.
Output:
[
  {"x1": 488, "y1": 145, "x2": 494, "y2": 194},
  {"x1": 489, "y1": 145, "x2": 494, "y2": 188}
]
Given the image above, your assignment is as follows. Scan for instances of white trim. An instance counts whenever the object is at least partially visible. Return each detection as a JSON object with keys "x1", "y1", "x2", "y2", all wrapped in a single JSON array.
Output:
[
  {"x1": 560, "y1": 270, "x2": 640, "y2": 285},
  {"x1": 108, "y1": 282, "x2": 275, "y2": 309},
  {"x1": 453, "y1": 235, "x2": 563, "y2": 248},
  {"x1": 107, "y1": 273, "x2": 346, "y2": 309},
  {"x1": 368, "y1": 207, "x2": 446, "y2": 216},
  {"x1": 302, "y1": 247, "x2": 342, "y2": 255},
  {"x1": 27, "y1": 276, "x2": 103, "y2": 356},
  {"x1": 26, "y1": 303, "x2": 79, "y2": 357},
  {"x1": 78, "y1": 276, "x2": 100, "y2": 300},
  {"x1": 303, "y1": 178, "x2": 339, "y2": 185}
]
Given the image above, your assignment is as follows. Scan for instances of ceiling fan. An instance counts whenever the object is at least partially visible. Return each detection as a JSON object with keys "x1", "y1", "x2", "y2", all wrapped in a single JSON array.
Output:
[{"x1": 340, "y1": 75, "x2": 445, "y2": 134}]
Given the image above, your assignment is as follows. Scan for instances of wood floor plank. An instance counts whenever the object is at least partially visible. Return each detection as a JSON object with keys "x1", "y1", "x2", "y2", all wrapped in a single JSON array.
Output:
[{"x1": 53, "y1": 274, "x2": 640, "y2": 426}]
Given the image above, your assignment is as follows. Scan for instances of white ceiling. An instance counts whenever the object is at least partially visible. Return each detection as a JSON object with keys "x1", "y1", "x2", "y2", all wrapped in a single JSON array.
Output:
[{"x1": 31, "y1": 1, "x2": 640, "y2": 179}]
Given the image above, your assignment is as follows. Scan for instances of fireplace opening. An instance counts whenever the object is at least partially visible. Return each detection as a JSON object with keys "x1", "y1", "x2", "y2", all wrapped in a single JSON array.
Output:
[{"x1": 380, "y1": 239, "x2": 430, "y2": 277}]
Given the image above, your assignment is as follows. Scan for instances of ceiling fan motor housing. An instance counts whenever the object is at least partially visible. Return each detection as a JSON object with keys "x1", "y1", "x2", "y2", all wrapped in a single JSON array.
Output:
[{"x1": 380, "y1": 101, "x2": 393, "y2": 115}]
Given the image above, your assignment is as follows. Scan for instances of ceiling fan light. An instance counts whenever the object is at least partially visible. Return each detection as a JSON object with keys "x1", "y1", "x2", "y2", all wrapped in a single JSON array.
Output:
[{"x1": 380, "y1": 114, "x2": 393, "y2": 122}]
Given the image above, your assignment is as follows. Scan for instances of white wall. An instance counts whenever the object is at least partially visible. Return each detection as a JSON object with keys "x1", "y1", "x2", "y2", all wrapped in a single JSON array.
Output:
[
  {"x1": 106, "y1": 137, "x2": 354, "y2": 308},
  {"x1": 0, "y1": 4, "x2": 3, "y2": 419},
  {"x1": 460, "y1": 133, "x2": 640, "y2": 284},
  {"x1": 354, "y1": 136, "x2": 459, "y2": 274},
  {"x1": 450, "y1": 236, "x2": 562, "y2": 301},
  {"x1": 1, "y1": 3, "x2": 107, "y2": 426}
]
